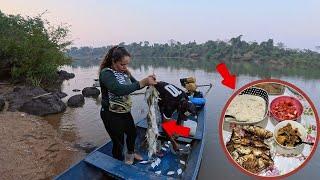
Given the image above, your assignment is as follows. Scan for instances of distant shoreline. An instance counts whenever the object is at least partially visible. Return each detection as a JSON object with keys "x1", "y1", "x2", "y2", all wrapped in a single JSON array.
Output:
[{"x1": 68, "y1": 57, "x2": 320, "y2": 80}]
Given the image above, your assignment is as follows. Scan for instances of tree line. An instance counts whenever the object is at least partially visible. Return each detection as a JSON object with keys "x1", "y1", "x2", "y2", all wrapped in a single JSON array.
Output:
[{"x1": 68, "y1": 36, "x2": 320, "y2": 69}]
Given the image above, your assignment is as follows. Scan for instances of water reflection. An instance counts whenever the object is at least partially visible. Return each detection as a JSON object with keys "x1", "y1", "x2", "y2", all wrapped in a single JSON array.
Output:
[{"x1": 72, "y1": 57, "x2": 320, "y2": 79}]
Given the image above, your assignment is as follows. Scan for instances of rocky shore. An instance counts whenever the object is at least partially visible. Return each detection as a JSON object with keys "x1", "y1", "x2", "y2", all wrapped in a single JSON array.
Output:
[{"x1": 0, "y1": 70, "x2": 101, "y2": 180}]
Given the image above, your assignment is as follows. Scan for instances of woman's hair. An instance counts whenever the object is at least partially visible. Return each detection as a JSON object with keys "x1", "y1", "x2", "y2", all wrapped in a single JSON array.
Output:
[{"x1": 99, "y1": 45, "x2": 131, "y2": 73}]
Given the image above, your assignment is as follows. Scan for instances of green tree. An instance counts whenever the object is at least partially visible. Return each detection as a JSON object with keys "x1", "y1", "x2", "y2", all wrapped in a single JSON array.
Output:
[{"x1": 0, "y1": 11, "x2": 72, "y2": 86}]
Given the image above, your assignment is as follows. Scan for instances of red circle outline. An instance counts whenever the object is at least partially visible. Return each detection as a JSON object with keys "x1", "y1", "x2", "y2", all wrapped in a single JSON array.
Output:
[{"x1": 218, "y1": 79, "x2": 320, "y2": 179}]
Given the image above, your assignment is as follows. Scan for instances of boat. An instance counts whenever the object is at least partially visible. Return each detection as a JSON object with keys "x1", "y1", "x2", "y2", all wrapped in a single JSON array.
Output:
[{"x1": 55, "y1": 96, "x2": 206, "y2": 180}]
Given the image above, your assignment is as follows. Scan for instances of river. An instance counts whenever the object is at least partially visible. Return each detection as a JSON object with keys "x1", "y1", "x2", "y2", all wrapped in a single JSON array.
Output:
[{"x1": 44, "y1": 59, "x2": 320, "y2": 179}]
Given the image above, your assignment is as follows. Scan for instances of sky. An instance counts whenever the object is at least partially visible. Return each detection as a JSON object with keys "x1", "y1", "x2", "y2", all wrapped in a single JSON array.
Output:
[{"x1": 1, "y1": 0, "x2": 319, "y2": 50}]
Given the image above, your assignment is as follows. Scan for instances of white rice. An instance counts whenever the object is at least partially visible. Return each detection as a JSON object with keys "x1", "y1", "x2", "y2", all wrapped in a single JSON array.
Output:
[{"x1": 226, "y1": 94, "x2": 266, "y2": 122}]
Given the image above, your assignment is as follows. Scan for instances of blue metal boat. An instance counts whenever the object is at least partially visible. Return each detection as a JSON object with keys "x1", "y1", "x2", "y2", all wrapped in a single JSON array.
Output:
[{"x1": 55, "y1": 102, "x2": 206, "y2": 180}]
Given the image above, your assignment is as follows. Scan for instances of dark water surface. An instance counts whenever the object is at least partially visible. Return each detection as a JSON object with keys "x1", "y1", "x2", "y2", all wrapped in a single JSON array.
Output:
[{"x1": 45, "y1": 59, "x2": 320, "y2": 179}]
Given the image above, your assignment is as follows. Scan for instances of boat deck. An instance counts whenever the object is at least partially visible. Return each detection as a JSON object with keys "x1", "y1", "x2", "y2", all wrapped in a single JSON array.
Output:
[
  {"x1": 55, "y1": 106, "x2": 205, "y2": 180},
  {"x1": 90, "y1": 137, "x2": 190, "y2": 179}
]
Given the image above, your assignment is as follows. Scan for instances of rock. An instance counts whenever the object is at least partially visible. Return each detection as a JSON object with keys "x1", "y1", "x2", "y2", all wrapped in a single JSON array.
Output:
[
  {"x1": 82, "y1": 87, "x2": 100, "y2": 98},
  {"x1": 44, "y1": 88, "x2": 68, "y2": 99},
  {"x1": 74, "y1": 142, "x2": 97, "y2": 153},
  {"x1": 54, "y1": 91, "x2": 68, "y2": 99},
  {"x1": 67, "y1": 94, "x2": 85, "y2": 108},
  {"x1": 0, "y1": 98, "x2": 5, "y2": 111},
  {"x1": 57, "y1": 70, "x2": 75, "y2": 80},
  {"x1": 4, "y1": 86, "x2": 66, "y2": 115},
  {"x1": 4, "y1": 86, "x2": 48, "y2": 111},
  {"x1": 19, "y1": 94, "x2": 66, "y2": 116}
]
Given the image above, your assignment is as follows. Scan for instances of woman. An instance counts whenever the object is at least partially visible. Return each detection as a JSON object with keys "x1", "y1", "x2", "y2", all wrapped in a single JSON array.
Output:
[{"x1": 99, "y1": 46, "x2": 156, "y2": 164}]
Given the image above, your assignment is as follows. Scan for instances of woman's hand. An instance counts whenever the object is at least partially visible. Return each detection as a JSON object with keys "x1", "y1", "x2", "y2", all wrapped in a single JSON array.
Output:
[
  {"x1": 139, "y1": 74, "x2": 157, "y2": 88},
  {"x1": 124, "y1": 69, "x2": 132, "y2": 76}
]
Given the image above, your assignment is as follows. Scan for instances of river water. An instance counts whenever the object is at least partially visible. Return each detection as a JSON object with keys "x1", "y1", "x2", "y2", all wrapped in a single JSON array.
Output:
[{"x1": 45, "y1": 59, "x2": 320, "y2": 179}]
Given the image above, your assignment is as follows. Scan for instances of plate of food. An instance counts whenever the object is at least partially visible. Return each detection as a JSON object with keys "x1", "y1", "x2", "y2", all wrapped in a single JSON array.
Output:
[
  {"x1": 226, "y1": 125, "x2": 274, "y2": 174},
  {"x1": 274, "y1": 120, "x2": 308, "y2": 150},
  {"x1": 254, "y1": 83, "x2": 285, "y2": 95},
  {"x1": 224, "y1": 87, "x2": 269, "y2": 124},
  {"x1": 270, "y1": 96, "x2": 303, "y2": 122}
]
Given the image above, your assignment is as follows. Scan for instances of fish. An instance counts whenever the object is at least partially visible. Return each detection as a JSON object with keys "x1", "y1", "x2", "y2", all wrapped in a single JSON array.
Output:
[
  {"x1": 242, "y1": 125, "x2": 273, "y2": 139},
  {"x1": 236, "y1": 145, "x2": 252, "y2": 155},
  {"x1": 236, "y1": 154, "x2": 255, "y2": 166},
  {"x1": 145, "y1": 86, "x2": 161, "y2": 159},
  {"x1": 226, "y1": 126, "x2": 274, "y2": 174},
  {"x1": 252, "y1": 140, "x2": 270, "y2": 149},
  {"x1": 139, "y1": 160, "x2": 149, "y2": 164},
  {"x1": 251, "y1": 148, "x2": 264, "y2": 157},
  {"x1": 231, "y1": 151, "x2": 239, "y2": 160}
]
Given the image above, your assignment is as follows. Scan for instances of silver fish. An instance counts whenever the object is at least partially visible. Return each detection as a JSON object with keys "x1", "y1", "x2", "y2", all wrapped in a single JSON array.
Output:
[
  {"x1": 161, "y1": 147, "x2": 167, "y2": 151},
  {"x1": 145, "y1": 86, "x2": 161, "y2": 159},
  {"x1": 139, "y1": 160, "x2": 149, "y2": 164}
]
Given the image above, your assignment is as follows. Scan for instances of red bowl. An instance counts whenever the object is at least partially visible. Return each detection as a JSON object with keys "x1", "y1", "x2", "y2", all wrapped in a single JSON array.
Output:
[{"x1": 270, "y1": 96, "x2": 303, "y2": 122}]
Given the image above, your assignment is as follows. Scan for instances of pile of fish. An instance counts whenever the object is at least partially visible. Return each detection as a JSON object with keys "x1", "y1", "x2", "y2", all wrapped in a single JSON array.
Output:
[
  {"x1": 226, "y1": 125, "x2": 274, "y2": 174},
  {"x1": 145, "y1": 87, "x2": 191, "y2": 176},
  {"x1": 145, "y1": 86, "x2": 161, "y2": 159}
]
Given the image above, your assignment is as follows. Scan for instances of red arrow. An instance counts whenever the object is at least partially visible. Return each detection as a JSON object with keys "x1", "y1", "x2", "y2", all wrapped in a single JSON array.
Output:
[
  {"x1": 216, "y1": 63, "x2": 236, "y2": 89},
  {"x1": 162, "y1": 120, "x2": 190, "y2": 137}
]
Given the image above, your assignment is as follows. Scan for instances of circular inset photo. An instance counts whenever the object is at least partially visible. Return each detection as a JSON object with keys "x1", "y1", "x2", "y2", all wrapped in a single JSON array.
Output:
[{"x1": 219, "y1": 79, "x2": 319, "y2": 178}]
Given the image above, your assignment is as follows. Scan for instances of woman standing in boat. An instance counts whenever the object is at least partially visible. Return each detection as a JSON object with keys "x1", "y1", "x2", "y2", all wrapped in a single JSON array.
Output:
[{"x1": 99, "y1": 46, "x2": 157, "y2": 164}]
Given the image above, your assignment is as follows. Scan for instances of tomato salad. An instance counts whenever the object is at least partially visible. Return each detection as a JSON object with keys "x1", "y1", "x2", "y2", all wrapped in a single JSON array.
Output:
[{"x1": 270, "y1": 96, "x2": 303, "y2": 121}]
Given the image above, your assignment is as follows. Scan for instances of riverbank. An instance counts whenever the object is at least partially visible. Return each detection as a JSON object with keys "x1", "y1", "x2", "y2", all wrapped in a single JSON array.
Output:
[{"x1": 0, "y1": 85, "x2": 85, "y2": 180}]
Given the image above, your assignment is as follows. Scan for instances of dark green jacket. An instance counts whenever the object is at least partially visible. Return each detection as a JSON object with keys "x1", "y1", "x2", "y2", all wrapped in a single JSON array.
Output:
[{"x1": 99, "y1": 68, "x2": 141, "y2": 111}]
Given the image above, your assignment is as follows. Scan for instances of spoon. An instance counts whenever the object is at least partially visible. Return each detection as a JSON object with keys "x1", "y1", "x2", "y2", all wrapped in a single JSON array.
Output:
[{"x1": 295, "y1": 135, "x2": 314, "y2": 146}]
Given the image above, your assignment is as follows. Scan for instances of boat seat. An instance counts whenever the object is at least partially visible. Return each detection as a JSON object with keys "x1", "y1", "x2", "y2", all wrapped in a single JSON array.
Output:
[{"x1": 84, "y1": 151, "x2": 169, "y2": 179}]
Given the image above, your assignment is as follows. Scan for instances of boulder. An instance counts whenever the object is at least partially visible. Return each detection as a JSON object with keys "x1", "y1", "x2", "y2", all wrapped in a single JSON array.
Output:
[
  {"x1": 54, "y1": 91, "x2": 68, "y2": 99},
  {"x1": 44, "y1": 88, "x2": 68, "y2": 99},
  {"x1": 67, "y1": 94, "x2": 85, "y2": 108},
  {"x1": 82, "y1": 87, "x2": 100, "y2": 98},
  {"x1": 18, "y1": 94, "x2": 66, "y2": 116},
  {"x1": 0, "y1": 98, "x2": 5, "y2": 111},
  {"x1": 57, "y1": 70, "x2": 75, "y2": 80},
  {"x1": 4, "y1": 86, "x2": 48, "y2": 111},
  {"x1": 4, "y1": 86, "x2": 66, "y2": 116}
]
